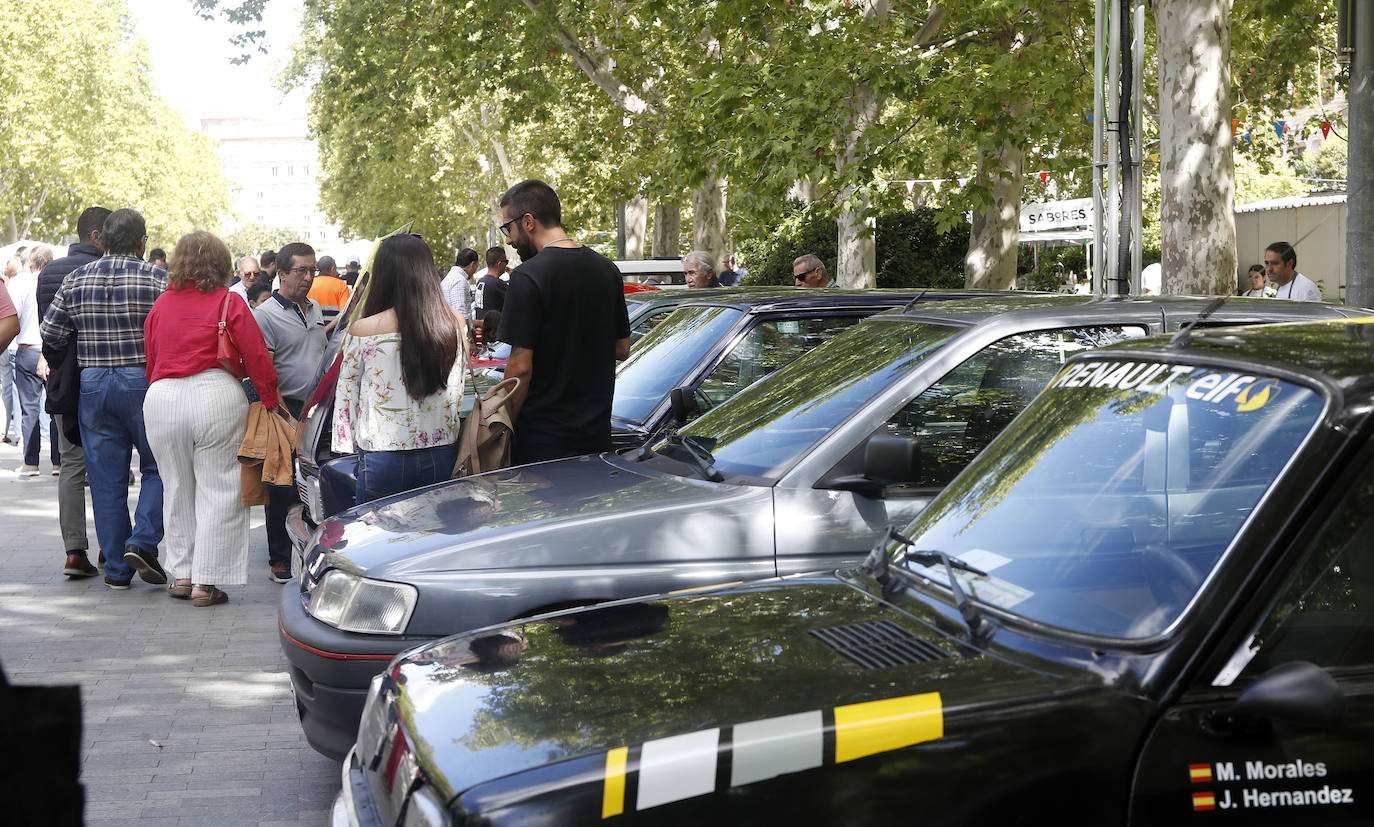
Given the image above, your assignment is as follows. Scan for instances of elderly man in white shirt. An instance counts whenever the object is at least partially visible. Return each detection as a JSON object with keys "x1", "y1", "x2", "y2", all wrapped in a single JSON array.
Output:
[
  {"x1": 441, "y1": 248, "x2": 480, "y2": 318},
  {"x1": 229, "y1": 255, "x2": 262, "y2": 304}
]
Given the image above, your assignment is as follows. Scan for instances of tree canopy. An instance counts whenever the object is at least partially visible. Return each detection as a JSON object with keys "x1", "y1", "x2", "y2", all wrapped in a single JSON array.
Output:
[
  {"x1": 0, "y1": 0, "x2": 233, "y2": 246},
  {"x1": 196, "y1": 0, "x2": 1343, "y2": 293}
]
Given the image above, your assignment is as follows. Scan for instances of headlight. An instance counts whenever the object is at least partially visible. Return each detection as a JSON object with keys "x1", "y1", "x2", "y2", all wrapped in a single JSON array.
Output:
[{"x1": 306, "y1": 569, "x2": 418, "y2": 634}]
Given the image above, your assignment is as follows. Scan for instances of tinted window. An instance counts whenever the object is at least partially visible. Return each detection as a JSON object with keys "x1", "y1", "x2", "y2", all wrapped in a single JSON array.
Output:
[
  {"x1": 630, "y1": 309, "x2": 675, "y2": 343},
  {"x1": 895, "y1": 363, "x2": 1323, "y2": 639},
  {"x1": 879, "y1": 326, "x2": 1146, "y2": 489},
  {"x1": 671, "y1": 319, "x2": 963, "y2": 478},
  {"x1": 694, "y1": 315, "x2": 865, "y2": 414},
  {"x1": 613, "y1": 306, "x2": 744, "y2": 424},
  {"x1": 1235, "y1": 456, "x2": 1374, "y2": 676}
]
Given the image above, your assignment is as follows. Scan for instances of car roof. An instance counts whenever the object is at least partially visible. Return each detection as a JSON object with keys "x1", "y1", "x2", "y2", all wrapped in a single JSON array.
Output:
[
  {"x1": 876, "y1": 293, "x2": 1370, "y2": 328},
  {"x1": 1079, "y1": 314, "x2": 1374, "y2": 423},
  {"x1": 628, "y1": 287, "x2": 1018, "y2": 314}
]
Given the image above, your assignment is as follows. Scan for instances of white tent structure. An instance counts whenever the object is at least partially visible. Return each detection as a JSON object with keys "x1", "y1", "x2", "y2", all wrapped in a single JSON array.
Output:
[{"x1": 1235, "y1": 191, "x2": 1347, "y2": 300}]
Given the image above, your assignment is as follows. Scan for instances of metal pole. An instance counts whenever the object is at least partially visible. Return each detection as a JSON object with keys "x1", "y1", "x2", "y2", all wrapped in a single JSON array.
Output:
[
  {"x1": 1349, "y1": 0, "x2": 1373, "y2": 308},
  {"x1": 1106, "y1": 0, "x2": 1121, "y2": 297},
  {"x1": 1131, "y1": 0, "x2": 1144, "y2": 295},
  {"x1": 1092, "y1": 0, "x2": 1106, "y2": 296}
]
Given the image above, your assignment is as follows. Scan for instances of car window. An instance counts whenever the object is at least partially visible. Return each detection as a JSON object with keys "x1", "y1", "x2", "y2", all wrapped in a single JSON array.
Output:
[
  {"x1": 613, "y1": 305, "x2": 744, "y2": 424},
  {"x1": 894, "y1": 362, "x2": 1324, "y2": 640},
  {"x1": 630, "y1": 308, "x2": 675, "y2": 343},
  {"x1": 693, "y1": 316, "x2": 865, "y2": 415},
  {"x1": 1233, "y1": 457, "x2": 1374, "y2": 677},
  {"x1": 878, "y1": 326, "x2": 1147, "y2": 490},
  {"x1": 670, "y1": 319, "x2": 963, "y2": 479}
]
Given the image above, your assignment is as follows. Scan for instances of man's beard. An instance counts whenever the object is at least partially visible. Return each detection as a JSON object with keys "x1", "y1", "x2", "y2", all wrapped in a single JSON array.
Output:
[{"x1": 511, "y1": 235, "x2": 537, "y2": 262}]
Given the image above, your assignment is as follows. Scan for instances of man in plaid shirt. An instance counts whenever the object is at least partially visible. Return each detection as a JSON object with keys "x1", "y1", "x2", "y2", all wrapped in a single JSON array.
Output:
[{"x1": 41, "y1": 208, "x2": 168, "y2": 590}]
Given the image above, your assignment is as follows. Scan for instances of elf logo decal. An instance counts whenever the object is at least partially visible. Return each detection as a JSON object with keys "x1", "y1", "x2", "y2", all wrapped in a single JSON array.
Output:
[
  {"x1": 1234, "y1": 380, "x2": 1281, "y2": 412},
  {"x1": 600, "y1": 692, "x2": 943, "y2": 818}
]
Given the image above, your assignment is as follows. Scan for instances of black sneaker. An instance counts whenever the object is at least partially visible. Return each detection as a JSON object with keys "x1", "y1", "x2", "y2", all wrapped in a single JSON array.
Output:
[
  {"x1": 104, "y1": 576, "x2": 131, "y2": 590},
  {"x1": 123, "y1": 545, "x2": 168, "y2": 585}
]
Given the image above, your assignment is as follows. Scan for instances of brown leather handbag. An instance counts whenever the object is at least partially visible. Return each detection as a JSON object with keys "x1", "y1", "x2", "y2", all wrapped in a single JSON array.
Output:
[
  {"x1": 452, "y1": 366, "x2": 519, "y2": 479},
  {"x1": 217, "y1": 290, "x2": 248, "y2": 379}
]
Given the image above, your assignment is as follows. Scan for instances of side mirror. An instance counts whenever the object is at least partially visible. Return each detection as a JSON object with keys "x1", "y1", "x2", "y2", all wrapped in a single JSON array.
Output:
[
  {"x1": 863, "y1": 435, "x2": 921, "y2": 485},
  {"x1": 669, "y1": 385, "x2": 699, "y2": 424},
  {"x1": 1230, "y1": 661, "x2": 1345, "y2": 729},
  {"x1": 826, "y1": 436, "x2": 921, "y2": 497}
]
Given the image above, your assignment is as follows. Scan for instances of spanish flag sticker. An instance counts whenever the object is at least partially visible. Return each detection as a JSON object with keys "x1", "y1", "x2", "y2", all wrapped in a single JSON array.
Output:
[
  {"x1": 1189, "y1": 764, "x2": 1212, "y2": 783},
  {"x1": 1193, "y1": 792, "x2": 1216, "y2": 811}
]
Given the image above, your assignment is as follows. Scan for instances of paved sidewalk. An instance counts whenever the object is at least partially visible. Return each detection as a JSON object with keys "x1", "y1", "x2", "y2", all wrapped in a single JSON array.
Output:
[{"x1": 0, "y1": 439, "x2": 338, "y2": 825}]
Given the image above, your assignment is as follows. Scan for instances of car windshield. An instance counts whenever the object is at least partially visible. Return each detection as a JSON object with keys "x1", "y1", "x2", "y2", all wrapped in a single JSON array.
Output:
[
  {"x1": 894, "y1": 359, "x2": 1324, "y2": 640},
  {"x1": 666, "y1": 319, "x2": 963, "y2": 479},
  {"x1": 613, "y1": 305, "x2": 744, "y2": 424}
]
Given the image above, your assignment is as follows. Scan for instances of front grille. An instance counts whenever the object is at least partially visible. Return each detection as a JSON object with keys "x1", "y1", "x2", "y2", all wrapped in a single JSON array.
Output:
[
  {"x1": 295, "y1": 462, "x2": 324, "y2": 524},
  {"x1": 809, "y1": 620, "x2": 952, "y2": 670}
]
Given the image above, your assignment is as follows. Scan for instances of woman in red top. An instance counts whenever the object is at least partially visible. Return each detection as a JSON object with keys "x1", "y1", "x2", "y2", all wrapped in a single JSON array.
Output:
[{"x1": 143, "y1": 231, "x2": 279, "y2": 606}]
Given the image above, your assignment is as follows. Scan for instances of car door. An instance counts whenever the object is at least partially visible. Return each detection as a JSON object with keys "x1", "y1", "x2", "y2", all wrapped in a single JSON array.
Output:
[
  {"x1": 1129, "y1": 448, "x2": 1374, "y2": 825},
  {"x1": 775, "y1": 324, "x2": 1150, "y2": 577}
]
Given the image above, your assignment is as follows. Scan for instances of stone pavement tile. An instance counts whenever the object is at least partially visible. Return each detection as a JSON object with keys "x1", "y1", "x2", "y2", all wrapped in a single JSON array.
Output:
[{"x1": 0, "y1": 440, "x2": 339, "y2": 825}]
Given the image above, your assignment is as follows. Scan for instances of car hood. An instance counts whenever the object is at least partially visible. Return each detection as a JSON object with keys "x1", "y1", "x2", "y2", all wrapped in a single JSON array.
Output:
[
  {"x1": 377, "y1": 578, "x2": 1102, "y2": 803},
  {"x1": 317, "y1": 453, "x2": 773, "y2": 578}
]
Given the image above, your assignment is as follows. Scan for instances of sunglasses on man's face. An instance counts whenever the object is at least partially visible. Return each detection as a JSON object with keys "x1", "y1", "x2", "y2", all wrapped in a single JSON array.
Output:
[{"x1": 794, "y1": 267, "x2": 818, "y2": 281}]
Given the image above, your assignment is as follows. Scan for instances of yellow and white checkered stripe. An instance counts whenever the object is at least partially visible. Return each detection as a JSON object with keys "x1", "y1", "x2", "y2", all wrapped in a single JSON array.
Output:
[{"x1": 601, "y1": 692, "x2": 944, "y2": 818}]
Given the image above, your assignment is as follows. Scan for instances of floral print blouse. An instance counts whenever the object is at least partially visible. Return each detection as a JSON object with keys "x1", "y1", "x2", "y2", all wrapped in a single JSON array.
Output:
[{"x1": 333, "y1": 332, "x2": 466, "y2": 453}]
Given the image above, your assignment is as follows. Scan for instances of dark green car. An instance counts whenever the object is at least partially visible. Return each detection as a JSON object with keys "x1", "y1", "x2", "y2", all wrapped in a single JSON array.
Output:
[{"x1": 337, "y1": 316, "x2": 1374, "y2": 826}]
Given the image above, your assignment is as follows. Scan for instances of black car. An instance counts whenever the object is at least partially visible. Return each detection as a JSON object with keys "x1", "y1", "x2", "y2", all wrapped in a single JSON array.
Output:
[
  {"x1": 337, "y1": 315, "x2": 1374, "y2": 825},
  {"x1": 285, "y1": 296, "x2": 1366, "y2": 764}
]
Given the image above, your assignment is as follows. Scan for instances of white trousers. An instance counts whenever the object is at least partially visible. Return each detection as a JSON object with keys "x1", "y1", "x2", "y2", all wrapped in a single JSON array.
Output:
[{"x1": 143, "y1": 370, "x2": 250, "y2": 585}]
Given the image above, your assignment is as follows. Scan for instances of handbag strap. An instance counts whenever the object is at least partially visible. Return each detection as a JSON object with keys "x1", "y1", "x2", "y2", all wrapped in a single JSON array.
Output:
[{"x1": 219, "y1": 288, "x2": 233, "y2": 329}]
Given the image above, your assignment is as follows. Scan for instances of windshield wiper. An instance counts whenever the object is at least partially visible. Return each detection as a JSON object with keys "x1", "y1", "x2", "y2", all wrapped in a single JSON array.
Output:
[
  {"x1": 887, "y1": 528, "x2": 997, "y2": 643},
  {"x1": 664, "y1": 435, "x2": 725, "y2": 482}
]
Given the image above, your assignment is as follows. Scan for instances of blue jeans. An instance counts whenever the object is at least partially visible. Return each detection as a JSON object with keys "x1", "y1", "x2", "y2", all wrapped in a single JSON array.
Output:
[
  {"x1": 355, "y1": 443, "x2": 459, "y2": 506},
  {"x1": 78, "y1": 367, "x2": 165, "y2": 582},
  {"x1": 14, "y1": 347, "x2": 45, "y2": 466}
]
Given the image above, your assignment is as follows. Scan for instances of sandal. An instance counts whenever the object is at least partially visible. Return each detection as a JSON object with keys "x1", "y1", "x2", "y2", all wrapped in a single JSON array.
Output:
[
  {"x1": 168, "y1": 579, "x2": 193, "y2": 599},
  {"x1": 191, "y1": 585, "x2": 228, "y2": 607}
]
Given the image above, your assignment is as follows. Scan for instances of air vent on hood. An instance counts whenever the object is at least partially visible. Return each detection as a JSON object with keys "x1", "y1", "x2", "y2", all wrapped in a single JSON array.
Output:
[{"x1": 809, "y1": 620, "x2": 951, "y2": 670}]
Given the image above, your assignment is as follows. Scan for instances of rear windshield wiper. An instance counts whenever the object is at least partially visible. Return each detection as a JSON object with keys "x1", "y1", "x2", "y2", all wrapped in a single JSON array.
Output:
[
  {"x1": 662, "y1": 434, "x2": 725, "y2": 482},
  {"x1": 886, "y1": 528, "x2": 996, "y2": 642}
]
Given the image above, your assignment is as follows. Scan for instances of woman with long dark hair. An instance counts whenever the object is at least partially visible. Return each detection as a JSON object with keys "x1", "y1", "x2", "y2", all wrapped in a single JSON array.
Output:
[{"x1": 333, "y1": 234, "x2": 467, "y2": 505}]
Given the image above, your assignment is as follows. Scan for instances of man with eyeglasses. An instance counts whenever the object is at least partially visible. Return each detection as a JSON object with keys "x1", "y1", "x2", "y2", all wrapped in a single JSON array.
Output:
[
  {"x1": 253, "y1": 241, "x2": 327, "y2": 583},
  {"x1": 792, "y1": 253, "x2": 831, "y2": 288},
  {"x1": 1263, "y1": 241, "x2": 1321, "y2": 301},
  {"x1": 229, "y1": 255, "x2": 261, "y2": 304},
  {"x1": 496, "y1": 179, "x2": 631, "y2": 464}
]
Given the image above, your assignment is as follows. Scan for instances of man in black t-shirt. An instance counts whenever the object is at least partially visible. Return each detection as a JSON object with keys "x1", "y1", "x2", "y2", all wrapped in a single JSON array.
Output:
[
  {"x1": 473, "y1": 246, "x2": 509, "y2": 317},
  {"x1": 497, "y1": 180, "x2": 631, "y2": 464}
]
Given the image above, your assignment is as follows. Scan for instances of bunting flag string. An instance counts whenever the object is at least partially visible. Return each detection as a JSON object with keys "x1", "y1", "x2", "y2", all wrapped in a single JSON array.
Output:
[
  {"x1": 1320, "y1": 120, "x2": 1332, "y2": 138},
  {"x1": 1038, "y1": 171, "x2": 1049, "y2": 184},
  {"x1": 1275, "y1": 120, "x2": 1287, "y2": 137}
]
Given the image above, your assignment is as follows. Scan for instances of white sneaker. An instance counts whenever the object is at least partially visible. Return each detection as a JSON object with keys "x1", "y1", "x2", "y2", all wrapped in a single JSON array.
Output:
[{"x1": 17, "y1": 464, "x2": 40, "y2": 477}]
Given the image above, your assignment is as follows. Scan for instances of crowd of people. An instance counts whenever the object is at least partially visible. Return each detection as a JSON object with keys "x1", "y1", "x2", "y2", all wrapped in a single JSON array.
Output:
[{"x1": 0, "y1": 178, "x2": 631, "y2": 606}]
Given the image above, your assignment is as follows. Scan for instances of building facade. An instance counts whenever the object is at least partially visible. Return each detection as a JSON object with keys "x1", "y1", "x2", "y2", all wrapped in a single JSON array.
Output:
[{"x1": 200, "y1": 114, "x2": 342, "y2": 247}]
